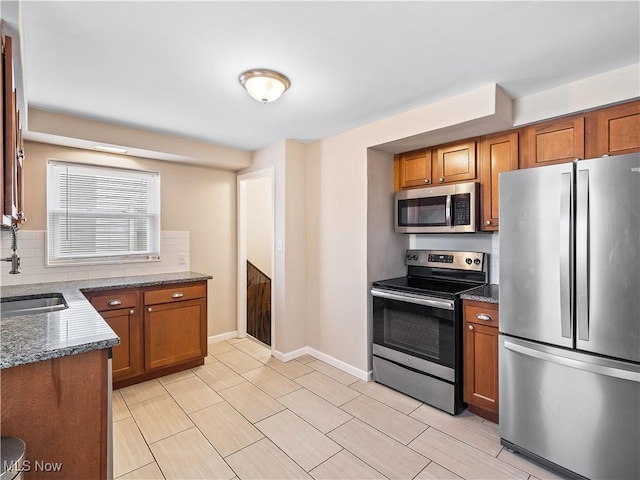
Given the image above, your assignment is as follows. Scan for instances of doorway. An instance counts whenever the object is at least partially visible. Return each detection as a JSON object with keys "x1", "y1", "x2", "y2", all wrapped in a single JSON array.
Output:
[{"x1": 237, "y1": 168, "x2": 275, "y2": 348}]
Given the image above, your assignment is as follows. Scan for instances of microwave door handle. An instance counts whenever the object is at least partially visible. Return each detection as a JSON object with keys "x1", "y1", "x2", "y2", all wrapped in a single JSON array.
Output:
[{"x1": 445, "y1": 195, "x2": 452, "y2": 227}]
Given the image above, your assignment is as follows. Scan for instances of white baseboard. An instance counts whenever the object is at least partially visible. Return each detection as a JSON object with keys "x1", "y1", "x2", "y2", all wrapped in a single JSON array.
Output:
[
  {"x1": 208, "y1": 331, "x2": 238, "y2": 344},
  {"x1": 305, "y1": 347, "x2": 371, "y2": 381},
  {"x1": 209, "y1": 334, "x2": 373, "y2": 382}
]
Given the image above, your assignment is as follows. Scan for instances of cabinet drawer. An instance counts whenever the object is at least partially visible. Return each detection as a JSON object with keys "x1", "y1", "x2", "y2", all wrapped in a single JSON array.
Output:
[
  {"x1": 90, "y1": 291, "x2": 138, "y2": 311},
  {"x1": 464, "y1": 301, "x2": 499, "y2": 328},
  {"x1": 144, "y1": 282, "x2": 206, "y2": 305}
]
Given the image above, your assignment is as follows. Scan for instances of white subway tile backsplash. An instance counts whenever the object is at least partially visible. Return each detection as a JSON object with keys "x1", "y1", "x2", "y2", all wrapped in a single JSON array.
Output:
[{"x1": 0, "y1": 230, "x2": 190, "y2": 286}]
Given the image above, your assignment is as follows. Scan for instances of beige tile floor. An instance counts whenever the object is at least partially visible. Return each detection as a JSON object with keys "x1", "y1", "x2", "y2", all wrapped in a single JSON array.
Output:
[{"x1": 113, "y1": 338, "x2": 567, "y2": 480}]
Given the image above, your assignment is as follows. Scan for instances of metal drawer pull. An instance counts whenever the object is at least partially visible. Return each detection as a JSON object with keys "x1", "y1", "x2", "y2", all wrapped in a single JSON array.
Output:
[
  {"x1": 148, "y1": 307, "x2": 152, "y2": 312},
  {"x1": 171, "y1": 292, "x2": 184, "y2": 299},
  {"x1": 476, "y1": 313, "x2": 492, "y2": 321},
  {"x1": 107, "y1": 300, "x2": 122, "y2": 307}
]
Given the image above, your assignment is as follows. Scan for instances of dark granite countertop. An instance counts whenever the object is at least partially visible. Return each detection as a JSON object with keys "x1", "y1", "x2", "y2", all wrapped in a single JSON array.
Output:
[
  {"x1": 461, "y1": 284, "x2": 499, "y2": 304},
  {"x1": 0, "y1": 271, "x2": 212, "y2": 369}
]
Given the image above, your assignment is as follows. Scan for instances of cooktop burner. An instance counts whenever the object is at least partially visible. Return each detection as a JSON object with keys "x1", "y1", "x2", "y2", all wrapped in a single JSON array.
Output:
[
  {"x1": 372, "y1": 276, "x2": 477, "y2": 298},
  {"x1": 371, "y1": 249, "x2": 488, "y2": 298}
]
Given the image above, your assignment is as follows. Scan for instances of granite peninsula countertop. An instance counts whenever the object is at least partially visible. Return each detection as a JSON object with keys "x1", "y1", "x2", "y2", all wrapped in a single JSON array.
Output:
[
  {"x1": 0, "y1": 271, "x2": 212, "y2": 369},
  {"x1": 461, "y1": 283, "x2": 499, "y2": 304}
]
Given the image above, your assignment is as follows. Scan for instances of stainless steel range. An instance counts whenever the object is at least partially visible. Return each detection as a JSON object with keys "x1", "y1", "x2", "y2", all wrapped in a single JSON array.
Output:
[{"x1": 371, "y1": 249, "x2": 487, "y2": 415}]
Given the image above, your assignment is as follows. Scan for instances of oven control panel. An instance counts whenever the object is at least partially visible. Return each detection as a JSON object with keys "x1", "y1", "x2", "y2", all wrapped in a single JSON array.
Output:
[{"x1": 405, "y1": 249, "x2": 485, "y2": 271}]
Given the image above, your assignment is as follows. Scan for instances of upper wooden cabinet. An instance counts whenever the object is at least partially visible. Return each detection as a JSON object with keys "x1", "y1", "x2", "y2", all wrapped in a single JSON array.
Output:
[
  {"x1": 595, "y1": 100, "x2": 640, "y2": 157},
  {"x1": 480, "y1": 131, "x2": 519, "y2": 231},
  {"x1": 397, "y1": 138, "x2": 479, "y2": 190},
  {"x1": 397, "y1": 148, "x2": 432, "y2": 188},
  {"x1": 2, "y1": 34, "x2": 25, "y2": 227},
  {"x1": 433, "y1": 139, "x2": 477, "y2": 184},
  {"x1": 520, "y1": 115, "x2": 585, "y2": 168}
]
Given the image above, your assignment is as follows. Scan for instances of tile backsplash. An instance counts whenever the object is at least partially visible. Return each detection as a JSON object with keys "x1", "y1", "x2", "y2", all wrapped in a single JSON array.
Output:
[{"x1": 0, "y1": 230, "x2": 190, "y2": 287}]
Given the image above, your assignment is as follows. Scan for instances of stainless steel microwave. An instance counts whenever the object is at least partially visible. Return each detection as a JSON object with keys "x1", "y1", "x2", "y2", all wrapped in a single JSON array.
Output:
[{"x1": 394, "y1": 182, "x2": 479, "y2": 233}]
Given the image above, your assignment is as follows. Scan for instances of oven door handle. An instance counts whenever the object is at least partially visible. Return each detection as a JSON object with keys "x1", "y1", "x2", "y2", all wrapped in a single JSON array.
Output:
[{"x1": 370, "y1": 288, "x2": 454, "y2": 311}]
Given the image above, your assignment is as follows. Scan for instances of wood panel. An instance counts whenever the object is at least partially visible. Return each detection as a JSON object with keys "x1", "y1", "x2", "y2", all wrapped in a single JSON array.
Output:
[
  {"x1": 463, "y1": 320, "x2": 499, "y2": 422},
  {"x1": 101, "y1": 307, "x2": 142, "y2": 380},
  {"x1": 144, "y1": 282, "x2": 207, "y2": 305},
  {"x1": 521, "y1": 116, "x2": 585, "y2": 168},
  {"x1": 247, "y1": 260, "x2": 271, "y2": 346},
  {"x1": 0, "y1": 349, "x2": 108, "y2": 479},
  {"x1": 433, "y1": 139, "x2": 477, "y2": 184},
  {"x1": 596, "y1": 100, "x2": 640, "y2": 157},
  {"x1": 463, "y1": 300, "x2": 499, "y2": 423},
  {"x1": 144, "y1": 298, "x2": 207, "y2": 370},
  {"x1": 398, "y1": 148, "x2": 431, "y2": 188},
  {"x1": 480, "y1": 131, "x2": 518, "y2": 231}
]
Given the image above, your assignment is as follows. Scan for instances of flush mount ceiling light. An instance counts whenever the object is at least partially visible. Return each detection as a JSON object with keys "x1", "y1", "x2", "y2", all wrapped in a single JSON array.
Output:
[
  {"x1": 94, "y1": 145, "x2": 128, "y2": 154},
  {"x1": 239, "y1": 69, "x2": 291, "y2": 103}
]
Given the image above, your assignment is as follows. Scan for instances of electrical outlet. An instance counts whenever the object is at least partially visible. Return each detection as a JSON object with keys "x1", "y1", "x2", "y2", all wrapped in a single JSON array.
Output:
[{"x1": 178, "y1": 252, "x2": 186, "y2": 265}]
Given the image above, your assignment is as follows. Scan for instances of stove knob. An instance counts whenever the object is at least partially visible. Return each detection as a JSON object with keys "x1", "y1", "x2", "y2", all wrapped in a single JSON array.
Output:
[
  {"x1": 474, "y1": 258, "x2": 481, "y2": 265},
  {"x1": 465, "y1": 258, "x2": 473, "y2": 265},
  {"x1": 412, "y1": 255, "x2": 419, "y2": 261},
  {"x1": 406, "y1": 254, "x2": 412, "y2": 261}
]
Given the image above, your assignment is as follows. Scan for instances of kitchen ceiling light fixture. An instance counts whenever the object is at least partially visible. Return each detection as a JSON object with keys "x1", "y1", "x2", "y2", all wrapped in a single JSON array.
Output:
[
  {"x1": 94, "y1": 145, "x2": 128, "y2": 154},
  {"x1": 239, "y1": 69, "x2": 290, "y2": 103}
]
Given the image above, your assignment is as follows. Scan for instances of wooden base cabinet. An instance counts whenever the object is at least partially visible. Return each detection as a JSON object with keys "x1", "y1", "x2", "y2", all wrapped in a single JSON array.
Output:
[
  {"x1": 86, "y1": 289, "x2": 142, "y2": 382},
  {"x1": 1, "y1": 349, "x2": 109, "y2": 479},
  {"x1": 84, "y1": 280, "x2": 207, "y2": 389},
  {"x1": 143, "y1": 281, "x2": 207, "y2": 373},
  {"x1": 463, "y1": 300, "x2": 499, "y2": 423}
]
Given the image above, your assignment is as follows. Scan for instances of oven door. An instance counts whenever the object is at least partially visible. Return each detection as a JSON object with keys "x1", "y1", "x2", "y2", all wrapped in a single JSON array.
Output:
[{"x1": 371, "y1": 288, "x2": 456, "y2": 381}]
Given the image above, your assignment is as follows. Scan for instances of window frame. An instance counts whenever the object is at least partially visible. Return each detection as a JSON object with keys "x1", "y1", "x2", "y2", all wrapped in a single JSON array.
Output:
[{"x1": 46, "y1": 159, "x2": 161, "y2": 267}]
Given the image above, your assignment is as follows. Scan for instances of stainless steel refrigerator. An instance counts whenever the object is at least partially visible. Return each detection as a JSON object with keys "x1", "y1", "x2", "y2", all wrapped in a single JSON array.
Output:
[{"x1": 499, "y1": 153, "x2": 640, "y2": 480}]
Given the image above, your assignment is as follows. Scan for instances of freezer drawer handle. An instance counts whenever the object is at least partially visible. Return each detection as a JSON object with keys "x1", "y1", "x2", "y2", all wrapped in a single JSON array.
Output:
[
  {"x1": 370, "y1": 288, "x2": 454, "y2": 311},
  {"x1": 476, "y1": 313, "x2": 492, "y2": 321},
  {"x1": 504, "y1": 340, "x2": 640, "y2": 383}
]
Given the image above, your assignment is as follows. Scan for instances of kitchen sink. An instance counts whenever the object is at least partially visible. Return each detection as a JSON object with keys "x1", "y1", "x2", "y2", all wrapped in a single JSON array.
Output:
[{"x1": 1, "y1": 293, "x2": 69, "y2": 316}]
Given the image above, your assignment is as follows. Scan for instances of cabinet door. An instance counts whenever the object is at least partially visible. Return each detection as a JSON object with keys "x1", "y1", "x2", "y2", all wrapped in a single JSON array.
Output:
[
  {"x1": 433, "y1": 139, "x2": 477, "y2": 184},
  {"x1": 596, "y1": 100, "x2": 640, "y2": 157},
  {"x1": 521, "y1": 116, "x2": 585, "y2": 168},
  {"x1": 144, "y1": 298, "x2": 207, "y2": 371},
  {"x1": 101, "y1": 307, "x2": 141, "y2": 381},
  {"x1": 398, "y1": 148, "x2": 431, "y2": 188},
  {"x1": 463, "y1": 320, "x2": 499, "y2": 416},
  {"x1": 480, "y1": 132, "x2": 519, "y2": 231},
  {"x1": 3, "y1": 35, "x2": 17, "y2": 224}
]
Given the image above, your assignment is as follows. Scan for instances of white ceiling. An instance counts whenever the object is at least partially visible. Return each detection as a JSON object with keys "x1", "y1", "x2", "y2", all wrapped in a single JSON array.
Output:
[{"x1": 20, "y1": 1, "x2": 640, "y2": 153}]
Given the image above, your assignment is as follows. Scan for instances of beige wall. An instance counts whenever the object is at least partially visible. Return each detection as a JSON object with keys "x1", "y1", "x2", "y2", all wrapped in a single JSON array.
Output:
[
  {"x1": 305, "y1": 65, "x2": 640, "y2": 376},
  {"x1": 22, "y1": 141, "x2": 238, "y2": 337},
  {"x1": 246, "y1": 176, "x2": 272, "y2": 277},
  {"x1": 240, "y1": 139, "x2": 307, "y2": 357}
]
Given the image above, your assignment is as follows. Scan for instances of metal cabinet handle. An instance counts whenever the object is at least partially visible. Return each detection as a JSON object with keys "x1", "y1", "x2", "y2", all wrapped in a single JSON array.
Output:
[
  {"x1": 108, "y1": 300, "x2": 122, "y2": 307},
  {"x1": 424, "y1": 179, "x2": 430, "y2": 184},
  {"x1": 171, "y1": 292, "x2": 184, "y2": 299},
  {"x1": 147, "y1": 307, "x2": 152, "y2": 312},
  {"x1": 129, "y1": 309, "x2": 134, "y2": 315},
  {"x1": 476, "y1": 313, "x2": 492, "y2": 321},
  {"x1": 439, "y1": 177, "x2": 445, "y2": 183},
  {"x1": 468, "y1": 324, "x2": 474, "y2": 330},
  {"x1": 485, "y1": 220, "x2": 492, "y2": 225}
]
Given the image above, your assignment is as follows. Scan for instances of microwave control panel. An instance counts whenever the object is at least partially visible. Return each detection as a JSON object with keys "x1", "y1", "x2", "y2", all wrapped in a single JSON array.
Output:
[{"x1": 452, "y1": 193, "x2": 471, "y2": 226}]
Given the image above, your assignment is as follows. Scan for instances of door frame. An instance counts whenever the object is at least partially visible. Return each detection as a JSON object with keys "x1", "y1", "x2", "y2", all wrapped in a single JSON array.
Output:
[{"x1": 237, "y1": 167, "x2": 275, "y2": 349}]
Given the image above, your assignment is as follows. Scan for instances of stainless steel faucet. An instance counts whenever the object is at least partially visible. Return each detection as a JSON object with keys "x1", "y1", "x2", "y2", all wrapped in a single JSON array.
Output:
[{"x1": 2, "y1": 224, "x2": 20, "y2": 274}]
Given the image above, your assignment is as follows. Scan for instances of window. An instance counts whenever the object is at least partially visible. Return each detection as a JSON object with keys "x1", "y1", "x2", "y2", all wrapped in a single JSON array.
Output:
[{"x1": 47, "y1": 160, "x2": 160, "y2": 266}]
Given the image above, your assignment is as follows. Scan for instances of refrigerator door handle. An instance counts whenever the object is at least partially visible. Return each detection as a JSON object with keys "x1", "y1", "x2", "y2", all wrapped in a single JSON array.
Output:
[
  {"x1": 559, "y1": 172, "x2": 573, "y2": 338},
  {"x1": 576, "y1": 169, "x2": 590, "y2": 341},
  {"x1": 503, "y1": 340, "x2": 640, "y2": 383}
]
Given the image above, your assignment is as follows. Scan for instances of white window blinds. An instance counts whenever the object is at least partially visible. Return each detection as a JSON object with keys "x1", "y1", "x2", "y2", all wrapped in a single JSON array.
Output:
[{"x1": 47, "y1": 161, "x2": 160, "y2": 265}]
